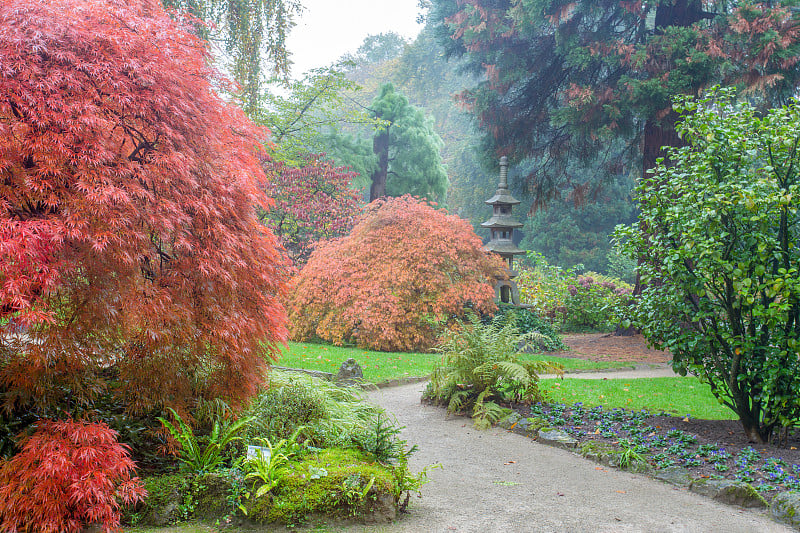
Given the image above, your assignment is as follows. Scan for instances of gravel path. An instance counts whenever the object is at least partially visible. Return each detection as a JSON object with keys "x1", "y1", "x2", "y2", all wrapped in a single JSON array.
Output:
[{"x1": 335, "y1": 381, "x2": 791, "y2": 533}]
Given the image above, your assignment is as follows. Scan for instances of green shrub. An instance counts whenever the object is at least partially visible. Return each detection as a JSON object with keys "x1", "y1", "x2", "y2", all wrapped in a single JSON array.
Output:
[
  {"x1": 517, "y1": 252, "x2": 631, "y2": 332},
  {"x1": 158, "y1": 408, "x2": 250, "y2": 474},
  {"x1": 241, "y1": 371, "x2": 411, "y2": 463},
  {"x1": 424, "y1": 314, "x2": 564, "y2": 429},
  {"x1": 617, "y1": 88, "x2": 800, "y2": 443},
  {"x1": 490, "y1": 305, "x2": 566, "y2": 351}
]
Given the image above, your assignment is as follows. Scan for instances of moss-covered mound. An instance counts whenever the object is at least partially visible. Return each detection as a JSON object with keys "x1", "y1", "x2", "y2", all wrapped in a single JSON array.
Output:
[{"x1": 246, "y1": 448, "x2": 399, "y2": 525}]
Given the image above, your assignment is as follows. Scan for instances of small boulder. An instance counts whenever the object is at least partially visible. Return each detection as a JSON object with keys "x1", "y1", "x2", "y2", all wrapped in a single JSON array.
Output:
[
  {"x1": 654, "y1": 466, "x2": 693, "y2": 488},
  {"x1": 336, "y1": 358, "x2": 363, "y2": 385},
  {"x1": 497, "y1": 412, "x2": 521, "y2": 430},
  {"x1": 193, "y1": 471, "x2": 239, "y2": 519},
  {"x1": 690, "y1": 478, "x2": 766, "y2": 508},
  {"x1": 771, "y1": 491, "x2": 800, "y2": 527},
  {"x1": 537, "y1": 429, "x2": 577, "y2": 450}
]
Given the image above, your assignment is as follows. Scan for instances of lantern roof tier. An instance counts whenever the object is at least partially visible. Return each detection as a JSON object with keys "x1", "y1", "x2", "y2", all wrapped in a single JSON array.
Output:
[
  {"x1": 481, "y1": 216, "x2": 524, "y2": 229},
  {"x1": 485, "y1": 190, "x2": 521, "y2": 206},
  {"x1": 482, "y1": 241, "x2": 526, "y2": 255}
]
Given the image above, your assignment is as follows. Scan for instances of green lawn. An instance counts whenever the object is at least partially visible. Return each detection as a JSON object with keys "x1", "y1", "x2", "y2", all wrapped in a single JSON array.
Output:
[
  {"x1": 276, "y1": 342, "x2": 631, "y2": 384},
  {"x1": 540, "y1": 376, "x2": 735, "y2": 420}
]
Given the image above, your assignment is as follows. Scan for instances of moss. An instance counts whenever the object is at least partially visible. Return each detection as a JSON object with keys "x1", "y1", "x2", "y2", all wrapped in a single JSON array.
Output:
[
  {"x1": 192, "y1": 470, "x2": 245, "y2": 519},
  {"x1": 524, "y1": 417, "x2": 548, "y2": 433},
  {"x1": 246, "y1": 447, "x2": 397, "y2": 525},
  {"x1": 721, "y1": 482, "x2": 767, "y2": 508},
  {"x1": 579, "y1": 441, "x2": 616, "y2": 462},
  {"x1": 123, "y1": 473, "x2": 193, "y2": 526}
]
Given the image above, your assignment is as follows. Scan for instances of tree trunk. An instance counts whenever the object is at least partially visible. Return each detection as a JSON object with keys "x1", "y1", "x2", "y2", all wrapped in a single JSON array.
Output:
[
  {"x1": 641, "y1": 0, "x2": 704, "y2": 175},
  {"x1": 370, "y1": 129, "x2": 390, "y2": 201},
  {"x1": 623, "y1": 0, "x2": 706, "y2": 338}
]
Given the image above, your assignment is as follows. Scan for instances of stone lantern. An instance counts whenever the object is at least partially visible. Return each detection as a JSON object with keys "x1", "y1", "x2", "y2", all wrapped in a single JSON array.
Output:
[{"x1": 482, "y1": 156, "x2": 525, "y2": 305}]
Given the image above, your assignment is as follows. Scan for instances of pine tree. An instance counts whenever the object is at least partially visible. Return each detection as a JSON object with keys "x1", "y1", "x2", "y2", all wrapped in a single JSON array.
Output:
[{"x1": 429, "y1": 0, "x2": 800, "y2": 196}]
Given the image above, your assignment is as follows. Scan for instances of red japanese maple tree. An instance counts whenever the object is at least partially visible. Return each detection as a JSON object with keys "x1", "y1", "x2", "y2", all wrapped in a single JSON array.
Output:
[
  {"x1": 0, "y1": 0, "x2": 288, "y2": 412},
  {"x1": 260, "y1": 154, "x2": 362, "y2": 266},
  {"x1": 288, "y1": 196, "x2": 505, "y2": 352},
  {"x1": 0, "y1": 419, "x2": 146, "y2": 533}
]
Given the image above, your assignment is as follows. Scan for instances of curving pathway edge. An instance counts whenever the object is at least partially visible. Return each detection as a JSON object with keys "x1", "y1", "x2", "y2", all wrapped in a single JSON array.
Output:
[{"x1": 334, "y1": 380, "x2": 792, "y2": 533}]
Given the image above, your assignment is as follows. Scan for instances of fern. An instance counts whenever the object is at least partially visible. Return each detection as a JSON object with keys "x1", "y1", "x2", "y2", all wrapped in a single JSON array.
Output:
[
  {"x1": 424, "y1": 313, "x2": 564, "y2": 428},
  {"x1": 158, "y1": 408, "x2": 251, "y2": 474}
]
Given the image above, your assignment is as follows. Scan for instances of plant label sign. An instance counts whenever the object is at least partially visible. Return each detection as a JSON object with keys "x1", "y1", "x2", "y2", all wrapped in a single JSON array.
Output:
[{"x1": 246, "y1": 445, "x2": 271, "y2": 462}]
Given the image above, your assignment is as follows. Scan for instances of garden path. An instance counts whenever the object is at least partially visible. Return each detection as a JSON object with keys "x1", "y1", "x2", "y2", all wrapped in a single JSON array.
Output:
[{"x1": 331, "y1": 381, "x2": 791, "y2": 533}]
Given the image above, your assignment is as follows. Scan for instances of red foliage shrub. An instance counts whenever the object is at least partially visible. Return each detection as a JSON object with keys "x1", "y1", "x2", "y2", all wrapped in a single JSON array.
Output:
[
  {"x1": 261, "y1": 154, "x2": 362, "y2": 266},
  {"x1": 288, "y1": 196, "x2": 505, "y2": 352},
  {"x1": 0, "y1": 419, "x2": 146, "y2": 533},
  {"x1": 0, "y1": 0, "x2": 288, "y2": 413}
]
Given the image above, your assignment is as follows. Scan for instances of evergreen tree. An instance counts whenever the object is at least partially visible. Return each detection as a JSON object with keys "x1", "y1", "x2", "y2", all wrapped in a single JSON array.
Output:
[
  {"x1": 429, "y1": 0, "x2": 800, "y2": 197},
  {"x1": 330, "y1": 83, "x2": 449, "y2": 202},
  {"x1": 521, "y1": 176, "x2": 637, "y2": 274}
]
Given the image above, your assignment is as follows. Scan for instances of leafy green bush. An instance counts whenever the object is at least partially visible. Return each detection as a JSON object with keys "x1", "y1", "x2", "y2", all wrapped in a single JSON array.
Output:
[
  {"x1": 490, "y1": 305, "x2": 566, "y2": 351},
  {"x1": 617, "y1": 88, "x2": 800, "y2": 443},
  {"x1": 158, "y1": 408, "x2": 251, "y2": 474},
  {"x1": 424, "y1": 314, "x2": 564, "y2": 429},
  {"x1": 517, "y1": 252, "x2": 631, "y2": 332}
]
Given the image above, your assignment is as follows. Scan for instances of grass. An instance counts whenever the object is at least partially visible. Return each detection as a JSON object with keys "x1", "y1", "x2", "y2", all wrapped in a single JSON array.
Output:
[
  {"x1": 276, "y1": 342, "x2": 630, "y2": 384},
  {"x1": 540, "y1": 376, "x2": 736, "y2": 420}
]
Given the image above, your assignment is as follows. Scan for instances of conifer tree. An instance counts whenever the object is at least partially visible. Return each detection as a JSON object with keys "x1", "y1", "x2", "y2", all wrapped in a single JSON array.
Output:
[{"x1": 429, "y1": 0, "x2": 800, "y2": 197}]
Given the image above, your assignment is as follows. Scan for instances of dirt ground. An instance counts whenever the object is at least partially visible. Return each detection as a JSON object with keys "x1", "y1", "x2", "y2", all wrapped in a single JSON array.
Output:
[{"x1": 555, "y1": 332, "x2": 672, "y2": 364}]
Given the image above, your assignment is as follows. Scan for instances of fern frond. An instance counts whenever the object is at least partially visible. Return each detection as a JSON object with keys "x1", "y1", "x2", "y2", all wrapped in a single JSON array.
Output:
[{"x1": 471, "y1": 399, "x2": 505, "y2": 430}]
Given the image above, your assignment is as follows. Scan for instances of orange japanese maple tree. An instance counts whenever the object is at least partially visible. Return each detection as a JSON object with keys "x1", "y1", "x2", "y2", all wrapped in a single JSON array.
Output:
[
  {"x1": 288, "y1": 196, "x2": 505, "y2": 352},
  {"x1": 0, "y1": 0, "x2": 288, "y2": 413}
]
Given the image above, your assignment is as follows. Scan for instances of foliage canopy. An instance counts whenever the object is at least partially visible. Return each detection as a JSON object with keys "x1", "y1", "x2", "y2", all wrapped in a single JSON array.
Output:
[
  {"x1": 260, "y1": 154, "x2": 363, "y2": 266},
  {"x1": 328, "y1": 83, "x2": 449, "y2": 203},
  {"x1": 429, "y1": 0, "x2": 800, "y2": 202},
  {"x1": 0, "y1": 0, "x2": 288, "y2": 413},
  {"x1": 288, "y1": 196, "x2": 504, "y2": 352},
  {"x1": 161, "y1": 0, "x2": 303, "y2": 112}
]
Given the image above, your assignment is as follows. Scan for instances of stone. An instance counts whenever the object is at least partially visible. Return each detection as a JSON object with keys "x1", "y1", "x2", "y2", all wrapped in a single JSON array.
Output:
[
  {"x1": 363, "y1": 493, "x2": 398, "y2": 523},
  {"x1": 336, "y1": 358, "x2": 363, "y2": 385},
  {"x1": 654, "y1": 466, "x2": 693, "y2": 487},
  {"x1": 771, "y1": 491, "x2": 800, "y2": 527},
  {"x1": 497, "y1": 412, "x2": 521, "y2": 429},
  {"x1": 194, "y1": 472, "x2": 238, "y2": 519},
  {"x1": 689, "y1": 478, "x2": 764, "y2": 508},
  {"x1": 537, "y1": 429, "x2": 578, "y2": 450}
]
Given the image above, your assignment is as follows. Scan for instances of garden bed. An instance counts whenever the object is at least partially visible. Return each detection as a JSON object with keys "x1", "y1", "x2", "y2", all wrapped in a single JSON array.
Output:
[
  {"x1": 524, "y1": 332, "x2": 800, "y2": 502},
  {"x1": 510, "y1": 401, "x2": 800, "y2": 502}
]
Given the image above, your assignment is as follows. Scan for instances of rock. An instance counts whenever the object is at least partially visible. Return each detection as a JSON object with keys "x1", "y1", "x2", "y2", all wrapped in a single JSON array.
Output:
[
  {"x1": 689, "y1": 478, "x2": 765, "y2": 508},
  {"x1": 336, "y1": 358, "x2": 364, "y2": 385},
  {"x1": 654, "y1": 466, "x2": 693, "y2": 487},
  {"x1": 537, "y1": 429, "x2": 577, "y2": 450},
  {"x1": 771, "y1": 491, "x2": 800, "y2": 527},
  {"x1": 193, "y1": 471, "x2": 238, "y2": 519},
  {"x1": 363, "y1": 493, "x2": 397, "y2": 523},
  {"x1": 149, "y1": 501, "x2": 181, "y2": 527},
  {"x1": 125, "y1": 473, "x2": 192, "y2": 527},
  {"x1": 497, "y1": 412, "x2": 521, "y2": 430}
]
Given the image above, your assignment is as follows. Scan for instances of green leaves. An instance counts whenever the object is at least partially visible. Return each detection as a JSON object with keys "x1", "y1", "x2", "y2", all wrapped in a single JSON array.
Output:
[
  {"x1": 158, "y1": 408, "x2": 251, "y2": 474},
  {"x1": 617, "y1": 87, "x2": 800, "y2": 442},
  {"x1": 424, "y1": 313, "x2": 564, "y2": 429}
]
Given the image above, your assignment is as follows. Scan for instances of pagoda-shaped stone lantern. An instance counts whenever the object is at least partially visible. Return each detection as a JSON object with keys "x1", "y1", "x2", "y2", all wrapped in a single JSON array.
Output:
[{"x1": 482, "y1": 156, "x2": 525, "y2": 305}]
